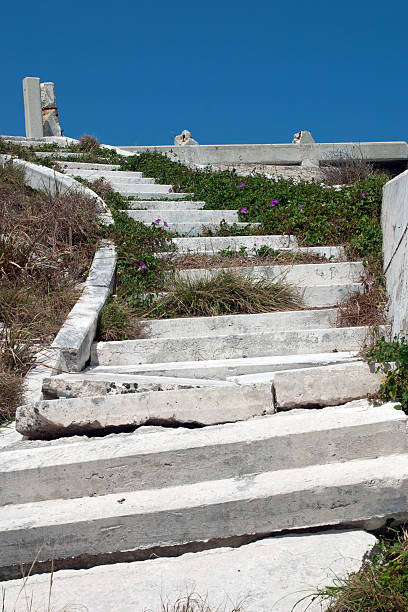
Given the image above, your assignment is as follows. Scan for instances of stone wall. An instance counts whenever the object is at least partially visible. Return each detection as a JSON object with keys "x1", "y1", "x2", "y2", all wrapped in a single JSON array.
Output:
[{"x1": 382, "y1": 169, "x2": 408, "y2": 336}]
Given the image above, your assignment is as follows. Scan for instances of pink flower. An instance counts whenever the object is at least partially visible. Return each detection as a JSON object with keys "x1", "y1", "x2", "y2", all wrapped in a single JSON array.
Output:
[
  {"x1": 139, "y1": 261, "x2": 147, "y2": 270},
  {"x1": 270, "y1": 199, "x2": 279, "y2": 207},
  {"x1": 154, "y1": 218, "x2": 161, "y2": 224},
  {"x1": 164, "y1": 221, "x2": 169, "y2": 227},
  {"x1": 237, "y1": 183, "x2": 245, "y2": 189},
  {"x1": 240, "y1": 207, "x2": 247, "y2": 214},
  {"x1": 179, "y1": 188, "x2": 184, "y2": 193},
  {"x1": 168, "y1": 188, "x2": 173, "y2": 193},
  {"x1": 361, "y1": 193, "x2": 366, "y2": 198}
]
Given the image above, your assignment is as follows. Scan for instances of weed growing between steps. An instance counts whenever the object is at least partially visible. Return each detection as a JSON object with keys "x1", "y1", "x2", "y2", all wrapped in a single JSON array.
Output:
[
  {"x1": 141, "y1": 270, "x2": 303, "y2": 318},
  {"x1": 366, "y1": 335, "x2": 408, "y2": 413},
  {"x1": 0, "y1": 162, "x2": 102, "y2": 423},
  {"x1": 172, "y1": 249, "x2": 327, "y2": 270},
  {"x1": 337, "y1": 267, "x2": 388, "y2": 328},
  {"x1": 303, "y1": 528, "x2": 408, "y2": 611},
  {"x1": 120, "y1": 152, "x2": 387, "y2": 262}
]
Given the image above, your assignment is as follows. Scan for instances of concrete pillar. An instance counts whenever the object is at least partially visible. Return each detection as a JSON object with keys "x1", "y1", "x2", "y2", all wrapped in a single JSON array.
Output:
[
  {"x1": 22, "y1": 77, "x2": 43, "y2": 138},
  {"x1": 40, "y1": 82, "x2": 62, "y2": 137}
]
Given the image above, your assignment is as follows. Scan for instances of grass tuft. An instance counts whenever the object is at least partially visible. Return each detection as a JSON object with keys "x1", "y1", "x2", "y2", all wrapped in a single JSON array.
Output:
[{"x1": 144, "y1": 270, "x2": 303, "y2": 319}]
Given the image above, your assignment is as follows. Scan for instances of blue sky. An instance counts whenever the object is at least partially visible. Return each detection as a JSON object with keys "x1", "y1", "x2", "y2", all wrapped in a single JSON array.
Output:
[{"x1": 2, "y1": 0, "x2": 407, "y2": 146}]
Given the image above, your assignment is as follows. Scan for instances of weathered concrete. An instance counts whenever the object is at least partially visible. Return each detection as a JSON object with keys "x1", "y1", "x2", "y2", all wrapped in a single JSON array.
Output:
[
  {"x1": 42, "y1": 373, "x2": 233, "y2": 399},
  {"x1": 130, "y1": 220, "x2": 259, "y2": 236},
  {"x1": 382, "y1": 169, "x2": 408, "y2": 335},
  {"x1": 127, "y1": 191, "x2": 192, "y2": 200},
  {"x1": 91, "y1": 326, "x2": 382, "y2": 366},
  {"x1": 140, "y1": 309, "x2": 338, "y2": 339},
  {"x1": 65, "y1": 168, "x2": 144, "y2": 180},
  {"x1": 128, "y1": 199, "x2": 205, "y2": 210},
  {"x1": 165, "y1": 244, "x2": 345, "y2": 260},
  {"x1": 0, "y1": 453, "x2": 406, "y2": 578},
  {"x1": 229, "y1": 361, "x2": 383, "y2": 409},
  {"x1": 40, "y1": 82, "x2": 62, "y2": 137},
  {"x1": 89, "y1": 351, "x2": 359, "y2": 379},
  {"x1": 172, "y1": 234, "x2": 298, "y2": 253},
  {"x1": 61, "y1": 161, "x2": 121, "y2": 171},
  {"x1": 125, "y1": 209, "x2": 239, "y2": 223},
  {"x1": 22, "y1": 77, "x2": 43, "y2": 138},
  {"x1": 0, "y1": 531, "x2": 377, "y2": 612},
  {"x1": 3, "y1": 403, "x2": 406, "y2": 504},
  {"x1": 15, "y1": 383, "x2": 273, "y2": 438},
  {"x1": 177, "y1": 261, "x2": 364, "y2": 286}
]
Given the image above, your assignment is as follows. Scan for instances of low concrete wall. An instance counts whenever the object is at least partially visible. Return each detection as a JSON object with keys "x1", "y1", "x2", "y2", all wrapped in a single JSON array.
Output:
[
  {"x1": 119, "y1": 141, "x2": 408, "y2": 169},
  {"x1": 382, "y1": 169, "x2": 408, "y2": 335}
]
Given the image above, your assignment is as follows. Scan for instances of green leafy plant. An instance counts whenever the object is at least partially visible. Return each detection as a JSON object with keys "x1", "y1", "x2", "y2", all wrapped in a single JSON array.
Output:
[{"x1": 365, "y1": 335, "x2": 408, "y2": 412}]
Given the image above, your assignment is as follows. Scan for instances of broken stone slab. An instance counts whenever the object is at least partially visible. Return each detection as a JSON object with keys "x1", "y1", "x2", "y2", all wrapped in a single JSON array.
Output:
[
  {"x1": 293, "y1": 130, "x2": 315, "y2": 144},
  {"x1": 174, "y1": 129, "x2": 199, "y2": 145},
  {"x1": 40, "y1": 82, "x2": 62, "y2": 137},
  {"x1": 0, "y1": 453, "x2": 406, "y2": 579},
  {"x1": 22, "y1": 347, "x2": 67, "y2": 404},
  {"x1": 15, "y1": 382, "x2": 273, "y2": 438},
  {"x1": 271, "y1": 361, "x2": 384, "y2": 409},
  {"x1": 0, "y1": 531, "x2": 377, "y2": 611},
  {"x1": 3, "y1": 403, "x2": 407, "y2": 505},
  {"x1": 42, "y1": 373, "x2": 234, "y2": 399}
]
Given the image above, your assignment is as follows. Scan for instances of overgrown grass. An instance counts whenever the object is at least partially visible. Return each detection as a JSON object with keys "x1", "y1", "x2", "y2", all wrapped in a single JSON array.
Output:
[
  {"x1": 143, "y1": 270, "x2": 303, "y2": 319},
  {"x1": 120, "y1": 151, "x2": 387, "y2": 265},
  {"x1": 302, "y1": 528, "x2": 408, "y2": 611},
  {"x1": 0, "y1": 162, "x2": 102, "y2": 422},
  {"x1": 366, "y1": 335, "x2": 408, "y2": 413}
]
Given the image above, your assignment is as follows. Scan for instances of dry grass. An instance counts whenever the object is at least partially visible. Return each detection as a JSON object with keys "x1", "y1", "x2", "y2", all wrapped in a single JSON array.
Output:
[
  {"x1": 144, "y1": 269, "x2": 304, "y2": 319},
  {"x1": 98, "y1": 297, "x2": 145, "y2": 341},
  {"x1": 172, "y1": 251, "x2": 328, "y2": 270},
  {"x1": 337, "y1": 274, "x2": 388, "y2": 328},
  {"x1": 0, "y1": 162, "x2": 102, "y2": 421},
  {"x1": 320, "y1": 150, "x2": 378, "y2": 185}
]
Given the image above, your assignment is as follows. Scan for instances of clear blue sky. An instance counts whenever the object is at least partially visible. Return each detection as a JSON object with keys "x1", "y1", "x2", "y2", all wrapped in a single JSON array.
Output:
[{"x1": 2, "y1": 0, "x2": 407, "y2": 146}]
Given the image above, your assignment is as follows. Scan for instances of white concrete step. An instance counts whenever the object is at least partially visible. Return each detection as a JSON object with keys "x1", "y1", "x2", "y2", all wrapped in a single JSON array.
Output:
[
  {"x1": 3, "y1": 403, "x2": 405, "y2": 504},
  {"x1": 67, "y1": 171, "x2": 154, "y2": 185},
  {"x1": 1, "y1": 452, "x2": 406, "y2": 579},
  {"x1": 126, "y1": 191, "x2": 194, "y2": 200},
  {"x1": 66, "y1": 168, "x2": 143, "y2": 179},
  {"x1": 0, "y1": 531, "x2": 377, "y2": 611},
  {"x1": 177, "y1": 261, "x2": 364, "y2": 286},
  {"x1": 91, "y1": 326, "x2": 384, "y2": 366},
  {"x1": 16, "y1": 382, "x2": 273, "y2": 438},
  {"x1": 116, "y1": 183, "x2": 174, "y2": 194},
  {"x1": 124, "y1": 209, "x2": 239, "y2": 223},
  {"x1": 128, "y1": 200, "x2": 206, "y2": 210},
  {"x1": 60, "y1": 162, "x2": 121, "y2": 171},
  {"x1": 134, "y1": 220, "x2": 260, "y2": 236},
  {"x1": 172, "y1": 234, "x2": 298, "y2": 252},
  {"x1": 166, "y1": 244, "x2": 345, "y2": 260},
  {"x1": 88, "y1": 351, "x2": 359, "y2": 379},
  {"x1": 138, "y1": 309, "x2": 338, "y2": 339}
]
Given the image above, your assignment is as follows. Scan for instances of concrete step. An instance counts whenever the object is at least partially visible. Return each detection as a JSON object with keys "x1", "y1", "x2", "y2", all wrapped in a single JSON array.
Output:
[
  {"x1": 1, "y1": 452, "x2": 406, "y2": 580},
  {"x1": 88, "y1": 351, "x2": 360, "y2": 379},
  {"x1": 138, "y1": 309, "x2": 338, "y2": 339},
  {"x1": 125, "y1": 218, "x2": 260, "y2": 236},
  {"x1": 166, "y1": 244, "x2": 346, "y2": 260},
  {"x1": 116, "y1": 183, "x2": 174, "y2": 194},
  {"x1": 15, "y1": 382, "x2": 274, "y2": 438},
  {"x1": 127, "y1": 200, "x2": 206, "y2": 210},
  {"x1": 66, "y1": 168, "x2": 143, "y2": 179},
  {"x1": 67, "y1": 171, "x2": 154, "y2": 185},
  {"x1": 124, "y1": 209, "x2": 239, "y2": 223},
  {"x1": 127, "y1": 192, "x2": 194, "y2": 200},
  {"x1": 42, "y1": 373, "x2": 233, "y2": 399},
  {"x1": 59, "y1": 162, "x2": 121, "y2": 171},
  {"x1": 177, "y1": 261, "x2": 364, "y2": 286},
  {"x1": 172, "y1": 234, "x2": 298, "y2": 252},
  {"x1": 0, "y1": 531, "x2": 377, "y2": 610},
  {"x1": 230, "y1": 361, "x2": 383, "y2": 409},
  {"x1": 91, "y1": 326, "x2": 384, "y2": 366},
  {"x1": 3, "y1": 403, "x2": 405, "y2": 504}
]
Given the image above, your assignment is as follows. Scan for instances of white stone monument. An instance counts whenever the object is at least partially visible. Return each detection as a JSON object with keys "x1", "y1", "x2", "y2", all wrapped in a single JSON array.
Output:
[
  {"x1": 22, "y1": 77, "x2": 43, "y2": 138},
  {"x1": 40, "y1": 82, "x2": 62, "y2": 137}
]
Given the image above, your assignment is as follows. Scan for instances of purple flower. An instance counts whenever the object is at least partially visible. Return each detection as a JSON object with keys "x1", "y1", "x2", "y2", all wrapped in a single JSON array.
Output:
[
  {"x1": 179, "y1": 188, "x2": 184, "y2": 193},
  {"x1": 361, "y1": 192, "x2": 366, "y2": 198},
  {"x1": 64, "y1": 164, "x2": 68, "y2": 169},
  {"x1": 154, "y1": 218, "x2": 161, "y2": 224},
  {"x1": 168, "y1": 188, "x2": 173, "y2": 193},
  {"x1": 270, "y1": 199, "x2": 279, "y2": 207},
  {"x1": 177, "y1": 182, "x2": 181, "y2": 187},
  {"x1": 163, "y1": 221, "x2": 169, "y2": 227},
  {"x1": 237, "y1": 183, "x2": 245, "y2": 189},
  {"x1": 239, "y1": 207, "x2": 247, "y2": 214},
  {"x1": 159, "y1": 228, "x2": 165, "y2": 233},
  {"x1": 299, "y1": 205, "x2": 305, "y2": 211},
  {"x1": 139, "y1": 261, "x2": 147, "y2": 270}
]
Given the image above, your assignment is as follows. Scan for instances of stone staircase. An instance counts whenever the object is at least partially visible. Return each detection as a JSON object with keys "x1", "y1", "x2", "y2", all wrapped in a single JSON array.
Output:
[{"x1": 2, "y1": 149, "x2": 408, "y2": 611}]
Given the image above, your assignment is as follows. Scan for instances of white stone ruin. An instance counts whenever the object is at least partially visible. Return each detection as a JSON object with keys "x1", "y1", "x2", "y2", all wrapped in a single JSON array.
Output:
[
  {"x1": 174, "y1": 129, "x2": 199, "y2": 145},
  {"x1": 22, "y1": 77, "x2": 62, "y2": 138}
]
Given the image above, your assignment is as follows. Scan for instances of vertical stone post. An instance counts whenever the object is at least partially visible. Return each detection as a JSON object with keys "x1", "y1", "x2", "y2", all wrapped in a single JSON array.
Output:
[
  {"x1": 22, "y1": 77, "x2": 43, "y2": 138},
  {"x1": 40, "y1": 82, "x2": 62, "y2": 137}
]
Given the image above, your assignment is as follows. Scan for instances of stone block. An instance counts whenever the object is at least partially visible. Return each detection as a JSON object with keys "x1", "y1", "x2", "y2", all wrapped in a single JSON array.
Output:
[{"x1": 22, "y1": 77, "x2": 43, "y2": 138}]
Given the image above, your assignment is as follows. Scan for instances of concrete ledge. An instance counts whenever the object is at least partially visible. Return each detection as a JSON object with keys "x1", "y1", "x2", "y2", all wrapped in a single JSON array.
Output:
[
  {"x1": 15, "y1": 383, "x2": 273, "y2": 438},
  {"x1": 3, "y1": 402, "x2": 406, "y2": 504},
  {"x1": 172, "y1": 234, "x2": 298, "y2": 252},
  {"x1": 0, "y1": 453, "x2": 406, "y2": 577}
]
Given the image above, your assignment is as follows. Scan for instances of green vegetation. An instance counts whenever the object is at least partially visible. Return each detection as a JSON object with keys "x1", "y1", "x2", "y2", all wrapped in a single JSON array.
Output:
[
  {"x1": 366, "y1": 335, "x2": 408, "y2": 413},
  {"x1": 301, "y1": 528, "x2": 408, "y2": 611},
  {"x1": 142, "y1": 270, "x2": 303, "y2": 319},
  {"x1": 121, "y1": 151, "x2": 387, "y2": 264}
]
